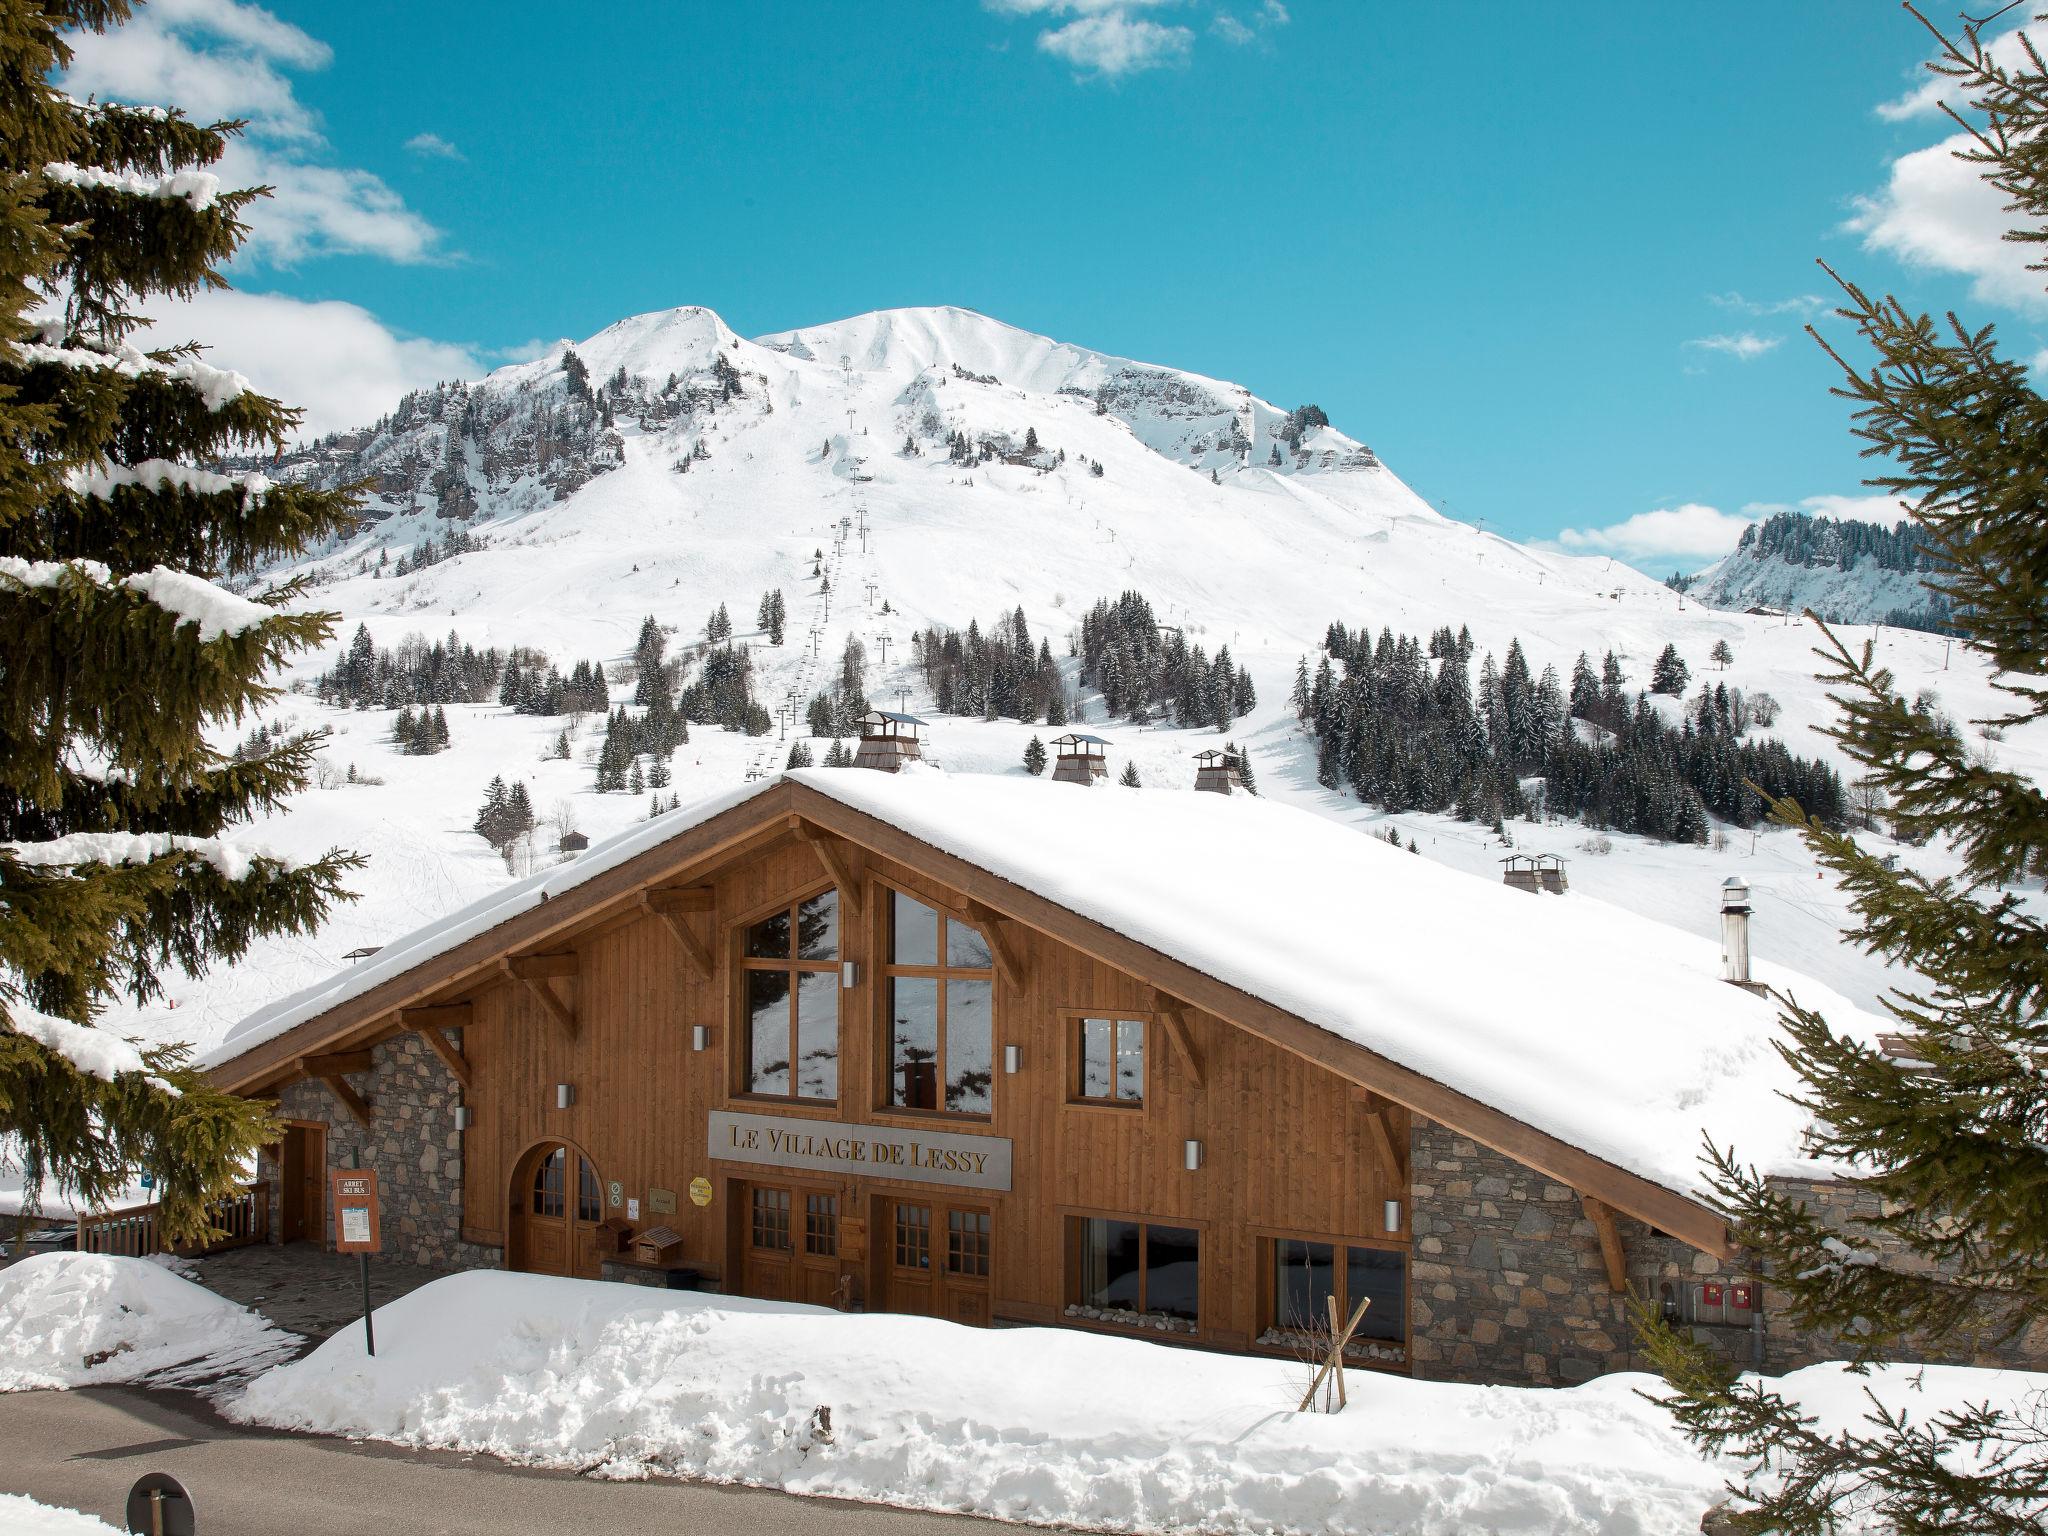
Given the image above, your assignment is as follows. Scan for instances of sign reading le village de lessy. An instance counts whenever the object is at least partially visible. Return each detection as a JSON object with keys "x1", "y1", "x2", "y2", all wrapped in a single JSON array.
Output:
[{"x1": 708, "y1": 1110, "x2": 1013, "y2": 1192}]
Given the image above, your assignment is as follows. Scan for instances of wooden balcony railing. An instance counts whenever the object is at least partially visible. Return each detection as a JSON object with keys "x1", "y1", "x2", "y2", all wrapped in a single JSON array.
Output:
[{"x1": 74, "y1": 1182, "x2": 269, "y2": 1260}]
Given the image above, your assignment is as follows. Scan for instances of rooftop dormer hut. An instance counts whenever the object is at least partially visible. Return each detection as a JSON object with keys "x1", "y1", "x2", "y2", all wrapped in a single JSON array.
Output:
[
  {"x1": 1500, "y1": 853, "x2": 1568, "y2": 895},
  {"x1": 1193, "y1": 748, "x2": 1247, "y2": 795},
  {"x1": 1051, "y1": 732, "x2": 1110, "y2": 785},
  {"x1": 855, "y1": 710, "x2": 927, "y2": 772}
]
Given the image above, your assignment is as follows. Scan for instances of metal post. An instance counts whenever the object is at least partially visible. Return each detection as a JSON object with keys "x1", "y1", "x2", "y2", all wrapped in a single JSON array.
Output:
[{"x1": 352, "y1": 1145, "x2": 375, "y2": 1357}]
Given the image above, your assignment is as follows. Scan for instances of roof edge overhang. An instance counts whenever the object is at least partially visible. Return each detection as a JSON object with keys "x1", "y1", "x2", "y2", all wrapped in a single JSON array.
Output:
[{"x1": 209, "y1": 775, "x2": 1733, "y2": 1258}]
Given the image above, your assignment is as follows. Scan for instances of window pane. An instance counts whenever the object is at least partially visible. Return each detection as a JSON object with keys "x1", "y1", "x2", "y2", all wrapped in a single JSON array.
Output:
[
  {"x1": 1116, "y1": 1018, "x2": 1145, "y2": 1101},
  {"x1": 1079, "y1": 1017, "x2": 1112, "y2": 1098},
  {"x1": 1147, "y1": 1224, "x2": 1200, "y2": 1323},
  {"x1": 948, "y1": 1209, "x2": 991, "y2": 1277},
  {"x1": 577, "y1": 1158, "x2": 602, "y2": 1223},
  {"x1": 805, "y1": 1193, "x2": 838, "y2": 1256},
  {"x1": 889, "y1": 976, "x2": 939, "y2": 1109},
  {"x1": 746, "y1": 969, "x2": 791, "y2": 1095},
  {"x1": 746, "y1": 909, "x2": 791, "y2": 959},
  {"x1": 946, "y1": 918, "x2": 992, "y2": 969},
  {"x1": 751, "y1": 1187, "x2": 790, "y2": 1250},
  {"x1": 1346, "y1": 1246, "x2": 1407, "y2": 1343},
  {"x1": 945, "y1": 978, "x2": 993, "y2": 1113},
  {"x1": 795, "y1": 969, "x2": 839, "y2": 1100},
  {"x1": 1077, "y1": 1217, "x2": 1143, "y2": 1314},
  {"x1": 894, "y1": 1203, "x2": 931, "y2": 1269},
  {"x1": 796, "y1": 889, "x2": 839, "y2": 959},
  {"x1": 1274, "y1": 1238, "x2": 1337, "y2": 1333},
  {"x1": 891, "y1": 890, "x2": 938, "y2": 965}
]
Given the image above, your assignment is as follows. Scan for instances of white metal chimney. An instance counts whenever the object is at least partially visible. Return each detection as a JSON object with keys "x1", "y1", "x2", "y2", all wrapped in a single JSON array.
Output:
[{"x1": 1721, "y1": 876, "x2": 1753, "y2": 988}]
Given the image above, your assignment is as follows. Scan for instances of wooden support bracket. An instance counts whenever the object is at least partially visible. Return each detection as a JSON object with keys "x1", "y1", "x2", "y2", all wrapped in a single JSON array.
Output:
[
  {"x1": 502, "y1": 956, "x2": 577, "y2": 1037},
  {"x1": 299, "y1": 1048, "x2": 374, "y2": 1078},
  {"x1": 317, "y1": 1072, "x2": 373, "y2": 1127},
  {"x1": 962, "y1": 899, "x2": 1028, "y2": 993},
  {"x1": 1152, "y1": 993, "x2": 1206, "y2": 1089},
  {"x1": 401, "y1": 1005, "x2": 473, "y2": 1090},
  {"x1": 1581, "y1": 1194, "x2": 1629, "y2": 1294},
  {"x1": 643, "y1": 890, "x2": 714, "y2": 980},
  {"x1": 791, "y1": 820, "x2": 863, "y2": 919}
]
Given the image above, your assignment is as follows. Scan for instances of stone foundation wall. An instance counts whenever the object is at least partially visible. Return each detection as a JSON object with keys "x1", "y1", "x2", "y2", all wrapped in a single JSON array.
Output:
[
  {"x1": 259, "y1": 1031, "x2": 499, "y2": 1272},
  {"x1": 1407, "y1": 1119, "x2": 1750, "y2": 1386}
]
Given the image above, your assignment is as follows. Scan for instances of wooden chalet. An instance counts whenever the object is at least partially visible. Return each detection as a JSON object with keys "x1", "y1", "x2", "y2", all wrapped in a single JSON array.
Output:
[{"x1": 209, "y1": 770, "x2": 2033, "y2": 1387}]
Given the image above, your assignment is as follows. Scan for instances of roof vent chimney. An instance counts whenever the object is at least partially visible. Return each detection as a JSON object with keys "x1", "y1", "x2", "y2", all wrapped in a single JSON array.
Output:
[
  {"x1": 1051, "y1": 733, "x2": 1110, "y2": 785},
  {"x1": 1721, "y1": 877, "x2": 1764, "y2": 994},
  {"x1": 853, "y1": 710, "x2": 927, "y2": 772}
]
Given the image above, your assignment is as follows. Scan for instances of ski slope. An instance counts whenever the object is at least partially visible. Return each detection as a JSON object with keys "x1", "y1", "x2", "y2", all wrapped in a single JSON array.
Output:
[{"x1": 111, "y1": 303, "x2": 2046, "y2": 1062}]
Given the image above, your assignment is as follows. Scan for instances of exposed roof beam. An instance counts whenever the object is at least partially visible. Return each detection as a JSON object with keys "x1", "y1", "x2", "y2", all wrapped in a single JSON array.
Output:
[
  {"x1": 501, "y1": 958, "x2": 575, "y2": 1038},
  {"x1": 298, "y1": 1049, "x2": 373, "y2": 1077},
  {"x1": 1581, "y1": 1195, "x2": 1629, "y2": 1294},
  {"x1": 1151, "y1": 992, "x2": 1206, "y2": 1089},
  {"x1": 646, "y1": 886, "x2": 716, "y2": 914},
  {"x1": 401, "y1": 1004, "x2": 472, "y2": 1090},
  {"x1": 791, "y1": 819, "x2": 863, "y2": 920},
  {"x1": 505, "y1": 952, "x2": 578, "y2": 980},
  {"x1": 642, "y1": 891, "x2": 714, "y2": 981},
  {"x1": 317, "y1": 1073, "x2": 372, "y2": 1126}
]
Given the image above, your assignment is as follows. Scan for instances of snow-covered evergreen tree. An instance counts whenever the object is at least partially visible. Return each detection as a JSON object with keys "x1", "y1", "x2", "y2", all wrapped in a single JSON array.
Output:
[{"x1": 0, "y1": 3, "x2": 362, "y2": 1239}]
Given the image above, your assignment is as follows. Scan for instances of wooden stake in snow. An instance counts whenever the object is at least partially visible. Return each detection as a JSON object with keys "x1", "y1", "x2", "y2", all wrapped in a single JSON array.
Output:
[{"x1": 1298, "y1": 1294, "x2": 1370, "y2": 1413}]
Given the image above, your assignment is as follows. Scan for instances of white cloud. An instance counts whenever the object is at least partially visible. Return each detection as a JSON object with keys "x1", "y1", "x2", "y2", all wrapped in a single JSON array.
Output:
[
  {"x1": 1213, "y1": 0, "x2": 1287, "y2": 45},
  {"x1": 1848, "y1": 131, "x2": 2043, "y2": 312},
  {"x1": 1037, "y1": 12, "x2": 1193, "y2": 74},
  {"x1": 138, "y1": 289, "x2": 482, "y2": 438},
  {"x1": 1708, "y1": 291, "x2": 1826, "y2": 318},
  {"x1": 60, "y1": 0, "x2": 446, "y2": 267},
  {"x1": 1686, "y1": 332, "x2": 1780, "y2": 362},
  {"x1": 1768, "y1": 493, "x2": 1916, "y2": 525},
  {"x1": 1550, "y1": 503, "x2": 1755, "y2": 567},
  {"x1": 404, "y1": 132, "x2": 463, "y2": 161},
  {"x1": 1877, "y1": 19, "x2": 2046, "y2": 121}
]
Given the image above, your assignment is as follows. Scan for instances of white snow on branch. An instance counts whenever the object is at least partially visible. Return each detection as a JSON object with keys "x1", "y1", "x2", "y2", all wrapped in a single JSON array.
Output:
[
  {"x1": 1, "y1": 831, "x2": 301, "y2": 881},
  {"x1": 0, "y1": 557, "x2": 271, "y2": 640},
  {"x1": 66, "y1": 459, "x2": 271, "y2": 503},
  {"x1": 8, "y1": 338, "x2": 249, "y2": 411},
  {"x1": 3, "y1": 1003, "x2": 149, "y2": 1081},
  {"x1": 41, "y1": 162, "x2": 220, "y2": 212}
]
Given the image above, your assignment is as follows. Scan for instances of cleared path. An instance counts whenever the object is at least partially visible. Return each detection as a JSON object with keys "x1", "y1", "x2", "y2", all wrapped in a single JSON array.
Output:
[{"x1": 0, "y1": 1386, "x2": 1028, "y2": 1536}]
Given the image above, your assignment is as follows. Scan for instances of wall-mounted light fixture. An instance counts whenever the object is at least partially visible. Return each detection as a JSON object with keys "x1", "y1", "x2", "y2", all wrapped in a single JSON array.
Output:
[
  {"x1": 692, "y1": 1024, "x2": 709, "y2": 1052},
  {"x1": 1003, "y1": 1044, "x2": 1021, "y2": 1075},
  {"x1": 556, "y1": 1082, "x2": 575, "y2": 1110},
  {"x1": 1184, "y1": 1139, "x2": 1203, "y2": 1172},
  {"x1": 841, "y1": 961, "x2": 860, "y2": 989},
  {"x1": 454, "y1": 1105, "x2": 471, "y2": 1132},
  {"x1": 1383, "y1": 1198, "x2": 1402, "y2": 1233}
]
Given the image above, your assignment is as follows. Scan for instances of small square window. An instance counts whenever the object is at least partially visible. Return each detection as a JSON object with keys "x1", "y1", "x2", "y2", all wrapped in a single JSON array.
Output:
[{"x1": 1077, "y1": 1017, "x2": 1145, "y2": 1104}]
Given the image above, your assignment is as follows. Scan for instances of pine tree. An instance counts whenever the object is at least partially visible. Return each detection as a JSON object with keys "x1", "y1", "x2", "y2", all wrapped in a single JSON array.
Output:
[
  {"x1": 473, "y1": 776, "x2": 510, "y2": 846},
  {"x1": 1650, "y1": 642, "x2": 1690, "y2": 695},
  {"x1": 1642, "y1": 14, "x2": 2048, "y2": 1531},
  {"x1": 785, "y1": 740, "x2": 814, "y2": 769},
  {"x1": 1119, "y1": 762, "x2": 1141, "y2": 788},
  {"x1": 822, "y1": 737, "x2": 850, "y2": 768},
  {"x1": 1291, "y1": 656, "x2": 1312, "y2": 721},
  {"x1": 1710, "y1": 638, "x2": 1734, "y2": 670},
  {"x1": 0, "y1": 6, "x2": 363, "y2": 1240},
  {"x1": 1023, "y1": 735, "x2": 1048, "y2": 775},
  {"x1": 506, "y1": 781, "x2": 534, "y2": 840}
]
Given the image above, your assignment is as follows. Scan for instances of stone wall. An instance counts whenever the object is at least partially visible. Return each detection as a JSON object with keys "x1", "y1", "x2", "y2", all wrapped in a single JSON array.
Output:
[
  {"x1": 1408, "y1": 1119, "x2": 1748, "y2": 1387},
  {"x1": 260, "y1": 1031, "x2": 499, "y2": 1273},
  {"x1": 1408, "y1": 1121, "x2": 2048, "y2": 1387}
]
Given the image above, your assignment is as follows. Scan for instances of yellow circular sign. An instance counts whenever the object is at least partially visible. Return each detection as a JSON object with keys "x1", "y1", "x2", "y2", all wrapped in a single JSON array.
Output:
[{"x1": 688, "y1": 1176, "x2": 713, "y2": 1208}]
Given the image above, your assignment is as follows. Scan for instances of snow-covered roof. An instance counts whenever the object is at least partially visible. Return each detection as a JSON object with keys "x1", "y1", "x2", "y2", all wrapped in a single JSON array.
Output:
[{"x1": 212, "y1": 769, "x2": 1876, "y2": 1204}]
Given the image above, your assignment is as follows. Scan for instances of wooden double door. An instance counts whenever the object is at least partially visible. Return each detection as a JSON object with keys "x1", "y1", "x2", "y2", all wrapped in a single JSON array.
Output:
[
  {"x1": 734, "y1": 1179, "x2": 993, "y2": 1325},
  {"x1": 276, "y1": 1123, "x2": 325, "y2": 1244},
  {"x1": 511, "y1": 1142, "x2": 607, "y2": 1280},
  {"x1": 879, "y1": 1193, "x2": 993, "y2": 1326}
]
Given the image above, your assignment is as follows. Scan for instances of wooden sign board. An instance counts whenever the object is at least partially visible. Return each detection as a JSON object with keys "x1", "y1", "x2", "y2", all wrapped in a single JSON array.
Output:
[
  {"x1": 331, "y1": 1169, "x2": 382, "y2": 1254},
  {"x1": 648, "y1": 1186, "x2": 679, "y2": 1215}
]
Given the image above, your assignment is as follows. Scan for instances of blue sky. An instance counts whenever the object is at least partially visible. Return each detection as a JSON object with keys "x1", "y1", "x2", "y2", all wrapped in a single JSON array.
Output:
[{"x1": 63, "y1": 1, "x2": 2048, "y2": 569}]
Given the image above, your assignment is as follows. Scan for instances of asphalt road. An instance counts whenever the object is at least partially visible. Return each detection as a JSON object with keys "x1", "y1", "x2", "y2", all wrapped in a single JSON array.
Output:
[{"x1": 0, "y1": 1386, "x2": 1021, "y2": 1535}]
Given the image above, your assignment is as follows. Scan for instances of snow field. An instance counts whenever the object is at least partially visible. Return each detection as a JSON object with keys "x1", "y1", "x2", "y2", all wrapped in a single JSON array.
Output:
[
  {"x1": 224, "y1": 1269, "x2": 2046, "y2": 1536},
  {"x1": 0, "y1": 1496, "x2": 120, "y2": 1536},
  {"x1": 0, "y1": 1253, "x2": 297, "y2": 1392}
]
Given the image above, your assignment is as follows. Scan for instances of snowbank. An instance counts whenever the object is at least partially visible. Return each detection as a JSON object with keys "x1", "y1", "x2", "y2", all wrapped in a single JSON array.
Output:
[
  {"x1": 0, "y1": 1495, "x2": 120, "y2": 1536},
  {"x1": 226, "y1": 1272, "x2": 2048, "y2": 1536},
  {"x1": 0, "y1": 1254, "x2": 297, "y2": 1391}
]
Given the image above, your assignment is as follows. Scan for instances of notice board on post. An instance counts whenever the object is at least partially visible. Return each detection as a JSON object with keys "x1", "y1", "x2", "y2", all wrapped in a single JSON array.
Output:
[{"x1": 331, "y1": 1169, "x2": 382, "y2": 1254}]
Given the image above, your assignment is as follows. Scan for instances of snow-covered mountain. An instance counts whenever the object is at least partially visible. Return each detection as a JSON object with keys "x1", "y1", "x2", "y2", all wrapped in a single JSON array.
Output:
[
  {"x1": 1688, "y1": 508, "x2": 1953, "y2": 632},
  {"x1": 155, "y1": 303, "x2": 2041, "y2": 1058}
]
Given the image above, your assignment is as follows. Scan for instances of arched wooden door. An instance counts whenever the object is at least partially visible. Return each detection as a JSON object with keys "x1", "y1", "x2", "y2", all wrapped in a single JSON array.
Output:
[{"x1": 511, "y1": 1141, "x2": 606, "y2": 1279}]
